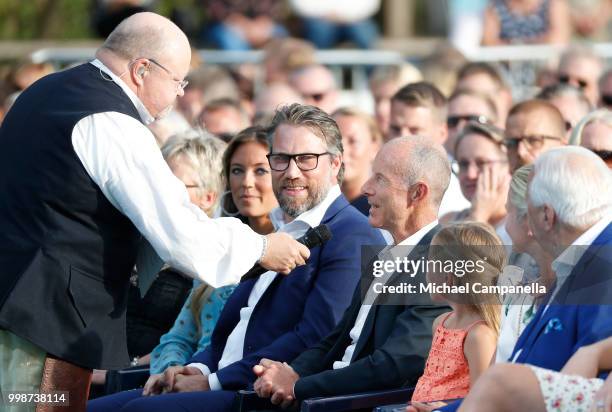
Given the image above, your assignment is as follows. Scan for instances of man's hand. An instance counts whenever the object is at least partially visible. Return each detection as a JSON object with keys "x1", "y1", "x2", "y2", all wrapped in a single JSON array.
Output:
[
  {"x1": 260, "y1": 233, "x2": 310, "y2": 275},
  {"x1": 143, "y1": 373, "x2": 164, "y2": 396},
  {"x1": 173, "y1": 373, "x2": 211, "y2": 393},
  {"x1": 253, "y1": 359, "x2": 299, "y2": 408},
  {"x1": 406, "y1": 401, "x2": 447, "y2": 412},
  {"x1": 143, "y1": 365, "x2": 202, "y2": 395}
]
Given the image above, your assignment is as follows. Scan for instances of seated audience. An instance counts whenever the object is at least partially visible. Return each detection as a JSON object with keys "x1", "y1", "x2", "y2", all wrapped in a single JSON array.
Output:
[
  {"x1": 88, "y1": 103, "x2": 384, "y2": 412},
  {"x1": 569, "y1": 108, "x2": 612, "y2": 168},
  {"x1": 455, "y1": 62, "x2": 513, "y2": 125},
  {"x1": 537, "y1": 83, "x2": 592, "y2": 137},
  {"x1": 252, "y1": 136, "x2": 451, "y2": 407},
  {"x1": 149, "y1": 126, "x2": 280, "y2": 375},
  {"x1": 446, "y1": 89, "x2": 500, "y2": 154},
  {"x1": 556, "y1": 46, "x2": 604, "y2": 107},
  {"x1": 332, "y1": 107, "x2": 382, "y2": 216},
  {"x1": 262, "y1": 38, "x2": 316, "y2": 85},
  {"x1": 253, "y1": 83, "x2": 303, "y2": 125},
  {"x1": 496, "y1": 165, "x2": 555, "y2": 363},
  {"x1": 197, "y1": 98, "x2": 251, "y2": 142},
  {"x1": 408, "y1": 222, "x2": 503, "y2": 409},
  {"x1": 368, "y1": 64, "x2": 423, "y2": 140},
  {"x1": 504, "y1": 99, "x2": 566, "y2": 172},
  {"x1": 443, "y1": 122, "x2": 511, "y2": 244},
  {"x1": 431, "y1": 146, "x2": 612, "y2": 412},
  {"x1": 200, "y1": 0, "x2": 286, "y2": 50},
  {"x1": 289, "y1": 64, "x2": 339, "y2": 114},
  {"x1": 482, "y1": 0, "x2": 570, "y2": 45},
  {"x1": 388, "y1": 82, "x2": 470, "y2": 217}
]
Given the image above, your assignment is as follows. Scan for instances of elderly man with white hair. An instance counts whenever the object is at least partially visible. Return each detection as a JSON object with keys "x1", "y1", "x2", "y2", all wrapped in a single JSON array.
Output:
[{"x1": 431, "y1": 146, "x2": 612, "y2": 412}]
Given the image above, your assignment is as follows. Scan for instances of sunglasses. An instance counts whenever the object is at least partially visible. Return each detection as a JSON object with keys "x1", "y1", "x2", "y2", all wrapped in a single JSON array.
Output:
[
  {"x1": 447, "y1": 114, "x2": 489, "y2": 128},
  {"x1": 558, "y1": 74, "x2": 588, "y2": 90}
]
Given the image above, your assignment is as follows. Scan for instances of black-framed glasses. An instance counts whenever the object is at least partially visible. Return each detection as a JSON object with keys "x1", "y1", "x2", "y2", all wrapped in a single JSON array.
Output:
[
  {"x1": 451, "y1": 159, "x2": 507, "y2": 175},
  {"x1": 558, "y1": 74, "x2": 588, "y2": 90},
  {"x1": 146, "y1": 58, "x2": 189, "y2": 91},
  {"x1": 267, "y1": 152, "x2": 333, "y2": 171},
  {"x1": 503, "y1": 135, "x2": 562, "y2": 151},
  {"x1": 447, "y1": 114, "x2": 489, "y2": 128}
]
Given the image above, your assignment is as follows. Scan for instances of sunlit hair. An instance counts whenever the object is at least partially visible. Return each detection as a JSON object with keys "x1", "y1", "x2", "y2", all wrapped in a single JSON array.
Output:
[
  {"x1": 429, "y1": 222, "x2": 505, "y2": 335},
  {"x1": 392, "y1": 82, "x2": 448, "y2": 124},
  {"x1": 453, "y1": 121, "x2": 506, "y2": 157},
  {"x1": 332, "y1": 107, "x2": 383, "y2": 145},
  {"x1": 161, "y1": 129, "x2": 226, "y2": 214},
  {"x1": 508, "y1": 164, "x2": 533, "y2": 218}
]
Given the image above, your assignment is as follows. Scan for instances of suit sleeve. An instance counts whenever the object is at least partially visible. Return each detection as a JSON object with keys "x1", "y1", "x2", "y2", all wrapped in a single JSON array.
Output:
[
  {"x1": 294, "y1": 304, "x2": 446, "y2": 400},
  {"x1": 214, "y1": 226, "x2": 383, "y2": 390}
]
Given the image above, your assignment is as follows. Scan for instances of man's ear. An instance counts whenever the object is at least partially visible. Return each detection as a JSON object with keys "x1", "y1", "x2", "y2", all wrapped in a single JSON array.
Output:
[
  {"x1": 409, "y1": 182, "x2": 429, "y2": 203},
  {"x1": 542, "y1": 204, "x2": 556, "y2": 231}
]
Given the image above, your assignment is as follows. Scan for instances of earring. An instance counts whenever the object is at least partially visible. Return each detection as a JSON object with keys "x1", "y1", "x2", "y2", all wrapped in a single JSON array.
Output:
[{"x1": 220, "y1": 191, "x2": 240, "y2": 217}]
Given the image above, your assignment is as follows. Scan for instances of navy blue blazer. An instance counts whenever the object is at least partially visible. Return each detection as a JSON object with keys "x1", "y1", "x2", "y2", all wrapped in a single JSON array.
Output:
[
  {"x1": 438, "y1": 221, "x2": 612, "y2": 412},
  {"x1": 188, "y1": 195, "x2": 385, "y2": 390}
]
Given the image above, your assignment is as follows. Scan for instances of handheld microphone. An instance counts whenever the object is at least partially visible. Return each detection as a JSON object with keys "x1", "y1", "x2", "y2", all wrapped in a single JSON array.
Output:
[{"x1": 239, "y1": 224, "x2": 332, "y2": 282}]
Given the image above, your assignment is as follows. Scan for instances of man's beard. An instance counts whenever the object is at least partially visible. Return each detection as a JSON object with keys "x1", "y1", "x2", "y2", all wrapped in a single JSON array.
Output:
[{"x1": 275, "y1": 178, "x2": 331, "y2": 218}]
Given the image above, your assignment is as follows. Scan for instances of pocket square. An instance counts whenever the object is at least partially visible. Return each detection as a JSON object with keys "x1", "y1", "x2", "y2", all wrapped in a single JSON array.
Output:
[{"x1": 544, "y1": 318, "x2": 563, "y2": 334}]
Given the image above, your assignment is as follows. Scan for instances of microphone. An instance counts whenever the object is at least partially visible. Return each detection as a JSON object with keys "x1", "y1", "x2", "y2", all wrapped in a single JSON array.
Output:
[{"x1": 240, "y1": 224, "x2": 333, "y2": 283}]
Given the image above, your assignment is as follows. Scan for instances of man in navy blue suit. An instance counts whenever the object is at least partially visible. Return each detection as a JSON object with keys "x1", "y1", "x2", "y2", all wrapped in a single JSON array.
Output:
[
  {"x1": 87, "y1": 103, "x2": 385, "y2": 412},
  {"x1": 426, "y1": 146, "x2": 612, "y2": 412}
]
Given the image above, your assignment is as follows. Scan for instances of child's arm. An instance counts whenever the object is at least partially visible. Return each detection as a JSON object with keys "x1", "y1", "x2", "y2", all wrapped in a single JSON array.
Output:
[{"x1": 464, "y1": 324, "x2": 498, "y2": 385}]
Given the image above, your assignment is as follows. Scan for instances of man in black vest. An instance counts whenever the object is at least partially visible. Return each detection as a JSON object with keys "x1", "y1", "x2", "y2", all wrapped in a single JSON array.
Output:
[{"x1": 0, "y1": 12, "x2": 308, "y2": 410}]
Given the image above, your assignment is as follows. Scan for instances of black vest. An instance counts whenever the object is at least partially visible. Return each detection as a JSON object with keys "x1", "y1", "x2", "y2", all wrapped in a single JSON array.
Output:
[{"x1": 0, "y1": 63, "x2": 143, "y2": 369}]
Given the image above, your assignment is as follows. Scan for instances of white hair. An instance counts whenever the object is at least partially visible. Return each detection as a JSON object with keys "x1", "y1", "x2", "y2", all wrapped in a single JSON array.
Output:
[{"x1": 529, "y1": 146, "x2": 612, "y2": 229}]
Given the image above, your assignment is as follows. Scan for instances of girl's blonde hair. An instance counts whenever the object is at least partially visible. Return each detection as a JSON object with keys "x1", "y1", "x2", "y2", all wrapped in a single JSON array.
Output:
[
  {"x1": 508, "y1": 164, "x2": 533, "y2": 218},
  {"x1": 430, "y1": 222, "x2": 505, "y2": 335}
]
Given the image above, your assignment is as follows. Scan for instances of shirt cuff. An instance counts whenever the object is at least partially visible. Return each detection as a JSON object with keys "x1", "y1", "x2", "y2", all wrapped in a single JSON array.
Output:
[
  {"x1": 186, "y1": 363, "x2": 211, "y2": 376},
  {"x1": 207, "y1": 372, "x2": 222, "y2": 391}
]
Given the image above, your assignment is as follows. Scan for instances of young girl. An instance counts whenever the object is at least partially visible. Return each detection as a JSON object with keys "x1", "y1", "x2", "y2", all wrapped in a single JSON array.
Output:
[{"x1": 408, "y1": 222, "x2": 504, "y2": 411}]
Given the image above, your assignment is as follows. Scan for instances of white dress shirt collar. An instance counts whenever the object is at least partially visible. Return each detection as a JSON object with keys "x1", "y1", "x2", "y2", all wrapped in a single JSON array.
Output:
[{"x1": 89, "y1": 59, "x2": 155, "y2": 125}]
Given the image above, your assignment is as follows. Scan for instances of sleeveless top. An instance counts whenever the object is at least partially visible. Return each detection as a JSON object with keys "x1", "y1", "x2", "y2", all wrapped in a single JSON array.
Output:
[
  {"x1": 494, "y1": 0, "x2": 551, "y2": 42},
  {"x1": 411, "y1": 312, "x2": 486, "y2": 402}
]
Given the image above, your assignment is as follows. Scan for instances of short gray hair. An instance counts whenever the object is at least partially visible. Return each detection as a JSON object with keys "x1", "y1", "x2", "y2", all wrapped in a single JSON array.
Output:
[
  {"x1": 162, "y1": 129, "x2": 227, "y2": 210},
  {"x1": 388, "y1": 135, "x2": 451, "y2": 208},
  {"x1": 268, "y1": 103, "x2": 344, "y2": 182},
  {"x1": 529, "y1": 146, "x2": 612, "y2": 229}
]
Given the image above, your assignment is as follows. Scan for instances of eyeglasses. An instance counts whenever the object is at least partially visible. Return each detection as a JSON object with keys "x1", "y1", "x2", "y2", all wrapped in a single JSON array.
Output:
[
  {"x1": 146, "y1": 58, "x2": 189, "y2": 92},
  {"x1": 591, "y1": 149, "x2": 612, "y2": 166},
  {"x1": 451, "y1": 159, "x2": 507, "y2": 175},
  {"x1": 267, "y1": 152, "x2": 332, "y2": 171},
  {"x1": 558, "y1": 74, "x2": 588, "y2": 90},
  {"x1": 447, "y1": 114, "x2": 489, "y2": 128},
  {"x1": 503, "y1": 135, "x2": 562, "y2": 151}
]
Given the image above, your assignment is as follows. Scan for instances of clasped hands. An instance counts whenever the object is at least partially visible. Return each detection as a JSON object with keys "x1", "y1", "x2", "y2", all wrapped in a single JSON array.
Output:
[
  {"x1": 142, "y1": 365, "x2": 210, "y2": 396},
  {"x1": 253, "y1": 358, "x2": 300, "y2": 409}
]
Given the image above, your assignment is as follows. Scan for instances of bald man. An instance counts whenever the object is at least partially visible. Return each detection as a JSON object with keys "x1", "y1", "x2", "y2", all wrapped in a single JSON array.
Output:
[
  {"x1": 504, "y1": 99, "x2": 567, "y2": 172},
  {"x1": 289, "y1": 64, "x2": 339, "y2": 114},
  {"x1": 0, "y1": 12, "x2": 307, "y2": 408}
]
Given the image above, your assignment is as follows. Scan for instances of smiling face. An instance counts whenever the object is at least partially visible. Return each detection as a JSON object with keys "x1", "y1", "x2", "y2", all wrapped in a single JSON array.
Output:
[
  {"x1": 270, "y1": 124, "x2": 341, "y2": 219},
  {"x1": 229, "y1": 141, "x2": 278, "y2": 218},
  {"x1": 361, "y1": 144, "x2": 409, "y2": 234}
]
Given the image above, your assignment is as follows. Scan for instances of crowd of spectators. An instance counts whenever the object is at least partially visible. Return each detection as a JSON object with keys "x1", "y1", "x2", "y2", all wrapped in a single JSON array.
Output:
[{"x1": 1, "y1": 2, "x2": 612, "y2": 412}]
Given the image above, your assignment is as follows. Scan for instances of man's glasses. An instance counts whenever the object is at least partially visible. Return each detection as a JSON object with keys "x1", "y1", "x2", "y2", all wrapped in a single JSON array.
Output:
[
  {"x1": 451, "y1": 159, "x2": 507, "y2": 175},
  {"x1": 503, "y1": 135, "x2": 562, "y2": 151},
  {"x1": 146, "y1": 58, "x2": 189, "y2": 92},
  {"x1": 267, "y1": 152, "x2": 332, "y2": 171},
  {"x1": 558, "y1": 74, "x2": 588, "y2": 90},
  {"x1": 447, "y1": 114, "x2": 489, "y2": 128}
]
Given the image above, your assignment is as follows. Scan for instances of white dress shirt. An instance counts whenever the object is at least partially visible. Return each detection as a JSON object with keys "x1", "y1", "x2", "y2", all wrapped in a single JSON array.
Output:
[
  {"x1": 332, "y1": 220, "x2": 439, "y2": 369},
  {"x1": 189, "y1": 185, "x2": 342, "y2": 390},
  {"x1": 69, "y1": 60, "x2": 265, "y2": 288},
  {"x1": 438, "y1": 172, "x2": 471, "y2": 218}
]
